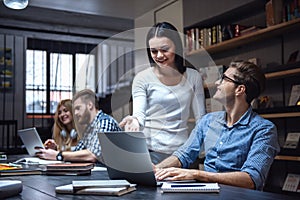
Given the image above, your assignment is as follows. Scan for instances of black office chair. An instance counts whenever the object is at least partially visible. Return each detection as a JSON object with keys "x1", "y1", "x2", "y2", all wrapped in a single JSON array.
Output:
[{"x1": 0, "y1": 120, "x2": 24, "y2": 154}]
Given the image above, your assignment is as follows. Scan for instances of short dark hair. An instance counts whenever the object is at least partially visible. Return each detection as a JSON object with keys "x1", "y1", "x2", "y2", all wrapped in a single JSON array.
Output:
[
  {"x1": 146, "y1": 21, "x2": 186, "y2": 74},
  {"x1": 72, "y1": 89, "x2": 100, "y2": 110},
  {"x1": 230, "y1": 61, "x2": 266, "y2": 104}
]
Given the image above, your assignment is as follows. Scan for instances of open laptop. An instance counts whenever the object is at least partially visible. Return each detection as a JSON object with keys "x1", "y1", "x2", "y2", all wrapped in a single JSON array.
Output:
[
  {"x1": 18, "y1": 127, "x2": 45, "y2": 156},
  {"x1": 98, "y1": 131, "x2": 158, "y2": 186}
]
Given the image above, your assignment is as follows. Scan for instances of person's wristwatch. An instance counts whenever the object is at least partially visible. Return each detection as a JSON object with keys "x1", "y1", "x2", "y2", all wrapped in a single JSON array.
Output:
[{"x1": 56, "y1": 151, "x2": 64, "y2": 161}]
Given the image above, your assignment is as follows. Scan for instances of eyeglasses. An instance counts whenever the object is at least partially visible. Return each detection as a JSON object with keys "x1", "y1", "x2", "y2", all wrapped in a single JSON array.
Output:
[{"x1": 220, "y1": 74, "x2": 242, "y2": 85}]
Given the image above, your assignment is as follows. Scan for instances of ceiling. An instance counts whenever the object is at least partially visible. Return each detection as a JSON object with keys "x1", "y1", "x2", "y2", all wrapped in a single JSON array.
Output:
[
  {"x1": 28, "y1": 0, "x2": 170, "y2": 20},
  {"x1": 0, "y1": 0, "x2": 170, "y2": 32}
]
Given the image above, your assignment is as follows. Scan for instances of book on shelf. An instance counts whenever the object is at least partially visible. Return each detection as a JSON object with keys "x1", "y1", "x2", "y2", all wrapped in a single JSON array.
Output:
[
  {"x1": 221, "y1": 24, "x2": 234, "y2": 41},
  {"x1": 194, "y1": 28, "x2": 200, "y2": 50},
  {"x1": 240, "y1": 26, "x2": 262, "y2": 36},
  {"x1": 0, "y1": 180, "x2": 23, "y2": 199},
  {"x1": 0, "y1": 163, "x2": 42, "y2": 176},
  {"x1": 282, "y1": 173, "x2": 300, "y2": 192},
  {"x1": 45, "y1": 162, "x2": 94, "y2": 176},
  {"x1": 211, "y1": 25, "x2": 217, "y2": 45},
  {"x1": 160, "y1": 182, "x2": 220, "y2": 193},
  {"x1": 284, "y1": 0, "x2": 300, "y2": 22},
  {"x1": 186, "y1": 29, "x2": 193, "y2": 52},
  {"x1": 265, "y1": 0, "x2": 283, "y2": 26},
  {"x1": 233, "y1": 24, "x2": 248, "y2": 37},
  {"x1": 283, "y1": 132, "x2": 300, "y2": 149},
  {"x1": 56, "y1": 180, "x2": 136, "y2": 196},
  {"x1": 186, "y1": 26, "x2": 222, "y2": 50},
  {"x1": 288, "y1": 84, "x2": 300, "y2": 106},
  {"x1": 221, "y1": 24, "x2": 247, "y2": 40}
]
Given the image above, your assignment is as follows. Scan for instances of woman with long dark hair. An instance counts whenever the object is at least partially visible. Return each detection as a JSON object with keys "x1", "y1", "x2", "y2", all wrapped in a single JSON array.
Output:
[{"x1": 120, "y1": 22, "x2": 206, "y2": 163}]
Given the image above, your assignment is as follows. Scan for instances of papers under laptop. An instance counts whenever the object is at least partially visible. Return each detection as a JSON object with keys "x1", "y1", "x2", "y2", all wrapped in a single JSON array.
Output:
[{"x1": 98, "y1": 131, "x2": 158, "y2": 186}]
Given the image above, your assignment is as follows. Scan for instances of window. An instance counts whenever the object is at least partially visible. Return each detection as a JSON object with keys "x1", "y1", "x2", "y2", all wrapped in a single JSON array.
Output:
[
  {"x1": 26, "y1": 51, "x2": 74, "y2": 114},
  {"x1": 25, "y1": 38, "x2": 134, "y2": 116},
  {"x1": 26, "y1": 39, "x2": 95, "y2": 115},
  {"x1": 50, "y1": 52, "x2": 73, "y2": 107},
  {"x1": 26, "y1": 49, "x2": 48, "y2": 114}
]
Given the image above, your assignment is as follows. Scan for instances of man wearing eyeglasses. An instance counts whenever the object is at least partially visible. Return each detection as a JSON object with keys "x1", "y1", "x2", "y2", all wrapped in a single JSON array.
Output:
[{"x1": 155, "y1": 61, "x2": 280, "y2": 190}]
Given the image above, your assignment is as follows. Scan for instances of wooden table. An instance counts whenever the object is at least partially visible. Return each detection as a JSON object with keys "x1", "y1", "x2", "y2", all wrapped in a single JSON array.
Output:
[{"x1": 0, "y1": 155, "x2": 296, "y2": 200}]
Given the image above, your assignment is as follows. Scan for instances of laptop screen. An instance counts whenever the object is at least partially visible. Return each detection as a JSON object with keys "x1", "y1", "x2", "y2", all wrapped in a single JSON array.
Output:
[
  {"x1": 98, "y1": 131, "x2": 157, "y2": 186},
  {"x1": 18, "y1": 127, "x2": 44, "y2": 156}
]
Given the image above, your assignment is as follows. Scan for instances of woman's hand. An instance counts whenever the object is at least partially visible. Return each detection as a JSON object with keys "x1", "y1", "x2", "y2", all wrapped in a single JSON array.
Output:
[
  {"x1": 44, "y1": 139, "x2": 57, "y2": 150},
  {"x1": 119, "y1": 115, "x2": 140, "y2": 131},
  {"x1": 35, "y1": 148, "x2": 58, "y2": 160}
]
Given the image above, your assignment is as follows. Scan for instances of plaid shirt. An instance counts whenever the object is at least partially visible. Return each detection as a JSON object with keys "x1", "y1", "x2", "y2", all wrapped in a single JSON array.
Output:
[{"x1": 74, "y1": 110, "x2": 121, "y2": 161}]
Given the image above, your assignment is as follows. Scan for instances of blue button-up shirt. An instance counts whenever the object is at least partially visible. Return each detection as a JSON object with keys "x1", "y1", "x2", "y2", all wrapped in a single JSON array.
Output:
[{"x1": 173, "y1": 108, "x2": 280, "y2": 190}]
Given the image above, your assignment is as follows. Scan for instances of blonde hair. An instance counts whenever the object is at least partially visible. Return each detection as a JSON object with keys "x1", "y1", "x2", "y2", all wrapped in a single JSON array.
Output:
[{"x1": 53, "y1": 99, "x2": 79, "y2": 151}]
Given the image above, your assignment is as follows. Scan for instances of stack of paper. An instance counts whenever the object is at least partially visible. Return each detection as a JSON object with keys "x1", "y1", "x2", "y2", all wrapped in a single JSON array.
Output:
[
  {"x1": 161, "y1": 182, "x2": 220, "y2": 193},
  {"x1": 56, "y1": 180, "x2": 136, "y2": 196},
  {"x1": 45, "y1": 163, "x2": 94, "y2": 175},
  {"x1": 0, "y1": 163, "x2": 42, "y2": 176},
  {"x1": 13, "y1": 157, "x2": 63, "y2": 165}
]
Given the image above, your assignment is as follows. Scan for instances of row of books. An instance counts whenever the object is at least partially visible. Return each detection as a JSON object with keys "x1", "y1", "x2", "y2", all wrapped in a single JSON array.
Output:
[
  {"x1": 266, "y1": 0, "x2": 300, "y2": 27},
  {"x1": 185, "y1": 24, "x2": 261, "y2": 52},
  {"x1": 283, "y1": 0, "x2": 300, "y2": 22},
  {"x1": 185, "y1": 0, "x2": 300, "y2": 52}
]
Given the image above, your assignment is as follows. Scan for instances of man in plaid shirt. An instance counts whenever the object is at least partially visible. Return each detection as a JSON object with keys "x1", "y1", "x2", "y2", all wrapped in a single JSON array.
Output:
[{"x1": 37, "y1": 89, "x2": 121, "y2": 162}]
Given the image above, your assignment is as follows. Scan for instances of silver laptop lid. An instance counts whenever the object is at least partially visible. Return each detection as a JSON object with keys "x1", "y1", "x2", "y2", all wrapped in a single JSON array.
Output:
[
  {"x1": 18, "y1": 127, "x2": 44, "y2": 156},
  {"x1": 98, "y1": 131, "x2": 157, "y2": 186}
]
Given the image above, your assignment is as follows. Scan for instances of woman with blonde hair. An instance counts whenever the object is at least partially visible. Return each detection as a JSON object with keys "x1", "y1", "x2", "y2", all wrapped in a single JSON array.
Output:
[{"x1": 44, "y1": 99, "x2": 79, "y2": 151}]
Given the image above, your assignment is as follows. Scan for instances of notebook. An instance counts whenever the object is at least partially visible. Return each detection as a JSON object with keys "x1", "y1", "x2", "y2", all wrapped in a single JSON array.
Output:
[
  {"x1": 98, "y1": 131, "x2": 158, "y2": 186},
  {"x1": 18, "y1": 127, "x2": 45, "y2": 156},
  {"x1": 160, "y1": 182, "x2": 220, "y2": 193},
  {"x1": 56, "y1": 180, "x2": 136, "y2": 196}
]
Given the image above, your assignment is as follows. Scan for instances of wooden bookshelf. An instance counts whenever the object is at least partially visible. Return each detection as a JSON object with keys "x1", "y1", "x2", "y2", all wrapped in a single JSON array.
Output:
[
  {"x1": 265, "y1": 68, "x2": 300, "y2": 79},
  {"x1": 184, "y1": 1, "x2": 300, "y2": 196},
  {"x1": 186, "y1": 18, "x2": 300, "y2": 56},
  {"x1": 260, "y1": 112, "x2": 300, "y2": 119},
  {"x1": 275, "y1": 155, "x2": 300, "y2": 162},
  {"x1": 190, "y1": 112, "x2": 300, "y2": 122}
]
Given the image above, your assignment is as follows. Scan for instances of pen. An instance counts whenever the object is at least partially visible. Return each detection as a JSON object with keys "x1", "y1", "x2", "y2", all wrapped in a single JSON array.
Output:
[
  {"x1": 170, "y1": 184, "x2": 205, "y2": 188},
  {"x1": 8, "y1": 163, "x2": 22, "y2": 168}
]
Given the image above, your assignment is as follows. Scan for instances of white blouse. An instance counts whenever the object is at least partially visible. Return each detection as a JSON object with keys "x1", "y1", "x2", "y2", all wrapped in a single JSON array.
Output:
[{"x1": 132, "y1": 67, "x2": 205, "y2": 154}]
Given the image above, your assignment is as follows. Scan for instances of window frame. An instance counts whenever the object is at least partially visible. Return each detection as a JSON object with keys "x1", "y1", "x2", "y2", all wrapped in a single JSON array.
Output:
[{"x1": 26, "y1": 38, "x2": 96, "y2": 116}]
